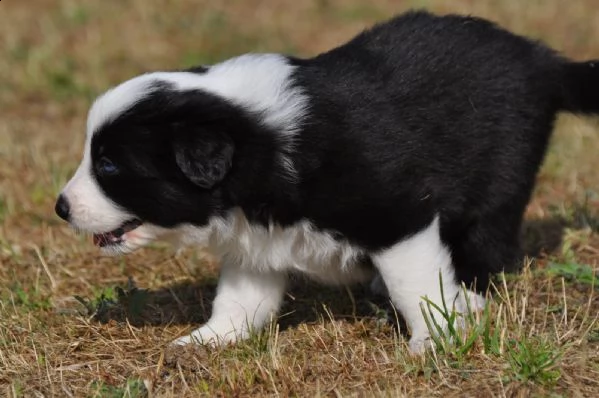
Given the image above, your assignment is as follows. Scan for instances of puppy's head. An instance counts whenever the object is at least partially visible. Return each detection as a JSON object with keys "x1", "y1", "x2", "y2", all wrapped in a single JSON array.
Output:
[
  {"x1": 55, "y1": 74, "x2": 239, "y2": 254},
  {"x1": 55, "y1": 55, "x2": 306, "y2": 254}
]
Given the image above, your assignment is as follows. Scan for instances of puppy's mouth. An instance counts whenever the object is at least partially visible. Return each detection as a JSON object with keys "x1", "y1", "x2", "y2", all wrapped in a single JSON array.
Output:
[{"x1": 92, "y1": 219, "x2": 143, "y2": 247}]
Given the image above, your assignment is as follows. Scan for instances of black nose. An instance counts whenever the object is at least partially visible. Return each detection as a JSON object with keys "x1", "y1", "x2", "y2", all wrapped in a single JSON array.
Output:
[{"x1": 55, "y1": 194, "x2": 70, "y2": 221}]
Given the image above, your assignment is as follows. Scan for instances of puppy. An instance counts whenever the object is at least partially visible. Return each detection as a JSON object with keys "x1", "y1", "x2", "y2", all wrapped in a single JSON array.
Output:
[{"x1": 55, "y1": 11, "x2": 599, "y2": 353}]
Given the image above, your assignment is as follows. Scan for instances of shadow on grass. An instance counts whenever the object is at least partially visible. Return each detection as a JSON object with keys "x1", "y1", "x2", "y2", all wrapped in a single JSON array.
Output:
[
  {"x1": 90, "y1": 276, "x2": 397, "y2": 333},
  {"x1": 89, "y1": 208, "x2": 598, "y2": 332}
]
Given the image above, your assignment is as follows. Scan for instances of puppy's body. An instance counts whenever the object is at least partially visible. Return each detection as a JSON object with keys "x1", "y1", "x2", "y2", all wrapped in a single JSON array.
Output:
[{"x1": 56, "y1": 11, "x2": 599, "y2": 352}]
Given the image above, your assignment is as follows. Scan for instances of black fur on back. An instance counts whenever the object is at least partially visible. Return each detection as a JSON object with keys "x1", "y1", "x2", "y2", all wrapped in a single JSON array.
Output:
[{"x1": 91, "y1": 11, "x2": 599, "y2": 291}]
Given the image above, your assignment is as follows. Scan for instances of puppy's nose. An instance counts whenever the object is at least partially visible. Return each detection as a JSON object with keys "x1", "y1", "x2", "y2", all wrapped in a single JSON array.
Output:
[{"x1": 55, "y1": 194, "x2": 71, "y2": 221}]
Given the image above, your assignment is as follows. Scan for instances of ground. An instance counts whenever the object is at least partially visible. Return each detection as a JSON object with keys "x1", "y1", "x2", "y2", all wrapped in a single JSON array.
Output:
[{"x1": 1, "y1": 0, "x2": 599, "y2": 396}]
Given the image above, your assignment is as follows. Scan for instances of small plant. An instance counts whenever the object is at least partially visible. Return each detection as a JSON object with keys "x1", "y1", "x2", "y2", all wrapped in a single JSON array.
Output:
[
  {"x1": 546, "y1": 262, "x2": 598, "y2": 288},
  {"x1": 420, "y1": 275, "x2": 492, "y2": 360},
  {"x1": 74, "y1": 278, "x2": 149, "y2": 322},
  {"x1": 11, "y1": 283, "x2": 52, "y2": 311},
  {"x1": 480, "y1": 297, "x2": 503, "y2": 356},
  {"x1": 90, "y1": 378, "x2": 147, "y2": 398},
  {"x1": 74, "y1": 287, "x2": 118, "y2": 317},
  {"x1": 506, "y1": 337, "x2": 561, "y2": 384}
]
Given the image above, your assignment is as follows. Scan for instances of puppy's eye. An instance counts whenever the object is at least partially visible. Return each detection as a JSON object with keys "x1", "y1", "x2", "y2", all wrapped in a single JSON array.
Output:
[{"x1": 97, "y1": 157, "x2": 119, "y2": 175}]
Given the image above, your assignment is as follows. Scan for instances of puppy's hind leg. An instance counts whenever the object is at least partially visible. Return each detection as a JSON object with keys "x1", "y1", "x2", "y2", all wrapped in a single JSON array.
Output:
[
  {"x1": 372, "y1": 216, "x2": 470, "y2": 354},
  {"x1": 172, "y1": 260, "x2": 287, "y2": 347}
]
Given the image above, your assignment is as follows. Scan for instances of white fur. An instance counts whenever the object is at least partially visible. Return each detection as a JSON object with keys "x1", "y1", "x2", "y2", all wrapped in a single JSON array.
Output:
[
  {"x1": 372, "y1": 216, "x2": 485, "y2": 353},
  {"x1": 171, "y1": 208, "x2": 376, "y2": 346},
  {"x1": 176, "y1": 208, "x2": 373, "y2": 285}
]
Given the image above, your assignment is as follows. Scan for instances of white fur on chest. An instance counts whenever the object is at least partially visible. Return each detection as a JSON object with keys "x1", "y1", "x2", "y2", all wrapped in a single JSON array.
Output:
[{"x1": 177, "y1": 209, "x2": 373, "y2": 285}]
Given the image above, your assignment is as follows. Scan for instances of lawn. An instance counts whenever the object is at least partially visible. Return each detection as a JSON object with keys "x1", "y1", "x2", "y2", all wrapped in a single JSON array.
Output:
[{"x1": 1, "y1": 0, "x2": 599, "y2": 396}]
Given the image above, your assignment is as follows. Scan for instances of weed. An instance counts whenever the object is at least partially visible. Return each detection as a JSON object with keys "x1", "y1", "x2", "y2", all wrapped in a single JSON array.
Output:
[
  {"x1": 506, "y1": 337, "x2": 562, "y2": 384},
  {"x1": 10, "y1": 283, "x2": 51, "y2": 311},
  {"x1": 420, "y1": 276, "x2": 491, "y2": 361},
  {"x1": 74, "y1": 287, "x2": 118, "y2": 317},
  {"x1": 547, "y1": 262, "x2": 598, "y2": 287},
  {"x1": 74, "y1": 278, "x2": 150, "y2": 322},
  {"x1": 90, "y1": 379, "x2": 147, "y2": 398}
]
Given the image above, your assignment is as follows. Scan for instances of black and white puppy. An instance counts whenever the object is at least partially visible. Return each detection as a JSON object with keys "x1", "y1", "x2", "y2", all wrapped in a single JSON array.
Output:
[{"x1": 55, "y1": 11, "x2": 599, "y2": 353}]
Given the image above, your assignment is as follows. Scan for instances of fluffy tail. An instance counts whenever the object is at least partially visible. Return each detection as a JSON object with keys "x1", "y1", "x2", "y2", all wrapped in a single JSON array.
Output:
[{"x1": 561, "y1": 60, "x2": 599, "y2": 114}]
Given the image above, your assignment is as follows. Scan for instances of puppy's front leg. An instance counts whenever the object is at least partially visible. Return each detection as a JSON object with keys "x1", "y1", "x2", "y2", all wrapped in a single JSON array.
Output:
[{"x1": 173, "y1": 261, "x2": 287, "y2": 346}]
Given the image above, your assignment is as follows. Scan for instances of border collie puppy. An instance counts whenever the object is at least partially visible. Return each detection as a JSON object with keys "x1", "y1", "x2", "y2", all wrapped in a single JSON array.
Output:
[{"x1": 55, "y1": 11, "x2": 599, "y2": 353}]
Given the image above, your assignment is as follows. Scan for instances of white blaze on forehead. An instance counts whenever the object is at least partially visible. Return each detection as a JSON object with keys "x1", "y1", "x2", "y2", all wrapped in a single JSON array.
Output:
[{"x1": 86, "y1": 76, "x2": 161, "y2": 137}]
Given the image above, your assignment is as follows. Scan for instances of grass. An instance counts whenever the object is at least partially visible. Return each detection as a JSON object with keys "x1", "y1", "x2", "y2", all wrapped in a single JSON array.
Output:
[
  {"x1": 417, "y1": 263, "x2": 596, "y2": 389},
  {"x1": 1, "y1": 0, "x2": 599, "y2": 396},
  {"x1": 506, "y1": 336, "x2": 562, "y2": 384}
]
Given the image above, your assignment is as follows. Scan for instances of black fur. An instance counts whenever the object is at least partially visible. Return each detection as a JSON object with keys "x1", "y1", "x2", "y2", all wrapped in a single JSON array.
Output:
[
  {"x1": 562, "y1": 61, "x2": 599, "y2": 113},
  {"x1": 90, "y1": 11, "x2": 599, "y2": 290}
]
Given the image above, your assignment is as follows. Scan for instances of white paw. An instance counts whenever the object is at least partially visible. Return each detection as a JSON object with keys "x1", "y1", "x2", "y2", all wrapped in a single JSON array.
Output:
[
  {"x1": 408, "y1": 332, "x2": 433, "y2": 355},
  {"x1": 171, "y1": 325, "x2": 241, "y2": 347}
]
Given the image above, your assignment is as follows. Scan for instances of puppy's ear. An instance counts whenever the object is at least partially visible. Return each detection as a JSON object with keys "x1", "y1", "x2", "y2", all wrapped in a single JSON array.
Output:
[{"x1": 173, "y1": 129, "x2": 234, "y2": 189}]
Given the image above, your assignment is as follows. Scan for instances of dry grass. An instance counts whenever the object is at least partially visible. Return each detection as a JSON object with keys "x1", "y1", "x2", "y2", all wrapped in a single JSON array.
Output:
[{"x1": 1, "y1": 0, "x2": 599, "y2": 396}]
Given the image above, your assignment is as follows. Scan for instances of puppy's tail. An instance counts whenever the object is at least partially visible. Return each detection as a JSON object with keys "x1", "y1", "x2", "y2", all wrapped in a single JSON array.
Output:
[{"x1": 560, "y1": 60, "x2": 599, "y2": 114}]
